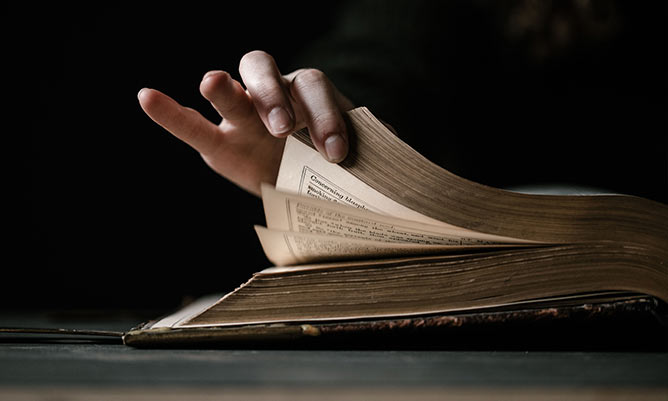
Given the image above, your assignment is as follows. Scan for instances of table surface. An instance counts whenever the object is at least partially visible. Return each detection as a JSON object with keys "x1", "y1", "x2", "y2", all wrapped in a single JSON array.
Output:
[{"x1": 1, "y1": 310, "x2": 667, "y2": 400}]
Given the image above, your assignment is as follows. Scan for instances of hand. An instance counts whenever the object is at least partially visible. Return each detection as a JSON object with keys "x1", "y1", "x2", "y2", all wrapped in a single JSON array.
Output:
[{"x1": 138, "y1": 50, "x2": 354, "y2": 196}]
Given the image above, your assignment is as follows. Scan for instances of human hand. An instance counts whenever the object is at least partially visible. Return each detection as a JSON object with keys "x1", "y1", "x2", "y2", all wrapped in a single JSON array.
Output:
[{"x1": 138, "y1": 50, "x2": 354, "y2": 196}]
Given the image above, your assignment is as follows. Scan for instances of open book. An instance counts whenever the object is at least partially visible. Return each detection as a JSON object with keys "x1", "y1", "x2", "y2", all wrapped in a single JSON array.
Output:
[{"x1": 123, "y1": 107, "x2": 668, "y2": 347}]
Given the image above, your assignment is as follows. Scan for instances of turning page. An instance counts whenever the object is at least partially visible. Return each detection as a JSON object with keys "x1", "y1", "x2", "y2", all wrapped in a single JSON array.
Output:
[
  {"x1": 257, "y1": 185, "x2": 534, "y2": 265},
  {"x1": 276, "y1": 135, "x2": 453, "y2": 227}
]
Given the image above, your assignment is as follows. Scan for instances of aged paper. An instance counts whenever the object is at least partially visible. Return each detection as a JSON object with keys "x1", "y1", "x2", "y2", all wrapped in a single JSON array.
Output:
[
  {"x1": 262, "y1": 183, "x2": 533, "y2": 246},
  {"x1": 255, "y1": 226, "x2": 522, "y2": 266},
  {"x1": 276, "y1": 136, "x2": 456, "y2": 227},
  {"x1": 265, "y1": 135, "x2": 535, "y2": 266}
]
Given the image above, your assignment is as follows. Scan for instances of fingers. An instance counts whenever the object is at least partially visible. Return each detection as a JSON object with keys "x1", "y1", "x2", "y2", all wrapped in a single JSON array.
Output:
[
  {"x1": 199, "y1": 51, "x2": 351, "y2": 163},
  {"x1": 288, "y1": 69, "x2": 349, "y2": 163},
  {"x1": 137, "y1": 88, "x2": 221, "y2": 156},
  {"x1": 239, "y1": 50, "x2": 295, "y2": 136},
  {"x1": 199, "y1": 70, "x2": 254, "y2": 124}
]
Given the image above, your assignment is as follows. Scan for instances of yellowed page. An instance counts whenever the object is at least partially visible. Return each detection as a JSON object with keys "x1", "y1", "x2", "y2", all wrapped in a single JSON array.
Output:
[
  {"x1": 276, "y1": 136, "x2": 456, "y2": 227},
  {"x1": 262, "y1": 183, "x2": 533, "y2": 246},
  {"x1": 254, "y1": 226, "x2": 521, "y2": 266}
]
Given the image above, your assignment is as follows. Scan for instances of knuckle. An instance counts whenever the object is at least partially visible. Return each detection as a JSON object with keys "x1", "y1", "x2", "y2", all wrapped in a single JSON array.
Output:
[
  {"x1": 251, "y1": 81, "x2": 283, "y2": 104},
  {"x1": 292, "y1": 68, "x2": 327, "y2": 90},
  {"x1": 311, "y1": 112, "x2": 343, "y2": 134},
  {"x1": 225, "y1": 96, "x2": 254, "y2": 117}
]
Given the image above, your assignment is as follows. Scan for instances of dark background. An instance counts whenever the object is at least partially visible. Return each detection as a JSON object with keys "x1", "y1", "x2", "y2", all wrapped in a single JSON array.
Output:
[
  {"x1": 21, "y1": 1, "x2": 667, "y2": 311},
  {"x1": 23, "y1": 3, "x2": 342, "y2": 310}
]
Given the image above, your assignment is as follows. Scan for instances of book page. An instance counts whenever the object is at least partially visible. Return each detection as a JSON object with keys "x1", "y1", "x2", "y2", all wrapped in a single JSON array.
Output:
[
  {"x1": 149, "y1": 294, "x2": 222, "y2": 329},
  {"x1": 262, "y1": 183, "x2": 533, "y2": 246},
  {"x1": 276, "y1": 136, "x2": 456, "y2": 228},
  {"x1": 255, "y1": 226, "x2": 522, "y2": 266}
]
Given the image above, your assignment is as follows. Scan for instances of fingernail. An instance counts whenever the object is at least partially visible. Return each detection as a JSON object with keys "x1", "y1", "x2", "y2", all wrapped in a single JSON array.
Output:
[
  {"x1": 268, "y1": 107, "x2": 292, "y2": 135},
  {"x1": 137, "y1": 88, "x2": 146, "y2": 100},
  {"x1": 324, "y1": 134, "x2": 347, "y2": 163}
]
